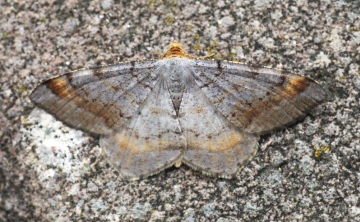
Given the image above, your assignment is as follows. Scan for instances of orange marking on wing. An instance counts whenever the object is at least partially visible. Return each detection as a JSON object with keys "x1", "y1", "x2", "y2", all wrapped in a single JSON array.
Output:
[
  {"x1": 188, "y1": 130, "x2": 244, "y2": 152},
  {"x1": 283, "y1": 76, "x2": 309, "y2": 97},
  {"x1": 116, "y1": 133, "x2": 173, "y2": 153},
  {"x1": 46, "y1": 78, "x2": 76, "y2": 99}
]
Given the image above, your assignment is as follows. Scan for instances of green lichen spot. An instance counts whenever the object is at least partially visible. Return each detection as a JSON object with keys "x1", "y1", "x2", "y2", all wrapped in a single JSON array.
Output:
[
  {"x1": 193, "y1": 43, "x2": 202, "y2": 51},
  {"x1": 164, "y1": 15, "x2": 175, "y2": 26},
  {"x1": 206, "y1": 40, "x2": 218, "y2": 57},
  {"x1": 314, "y1": 144, "x2": 330, "y2": 158}
]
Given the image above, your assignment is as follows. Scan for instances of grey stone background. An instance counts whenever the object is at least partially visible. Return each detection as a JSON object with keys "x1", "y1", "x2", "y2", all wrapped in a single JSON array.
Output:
[{"x1": 1, "y1": 0, "x2": 359, "y2": 221}]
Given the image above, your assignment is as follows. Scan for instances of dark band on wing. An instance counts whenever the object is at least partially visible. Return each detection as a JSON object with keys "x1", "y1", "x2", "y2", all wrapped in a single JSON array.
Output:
[
  {"x1": 45, "y1": 73, "x2": 122, "y2": 129},
  {"x1": 231, "y1": 75, "x2": 313, "y2": 130}
]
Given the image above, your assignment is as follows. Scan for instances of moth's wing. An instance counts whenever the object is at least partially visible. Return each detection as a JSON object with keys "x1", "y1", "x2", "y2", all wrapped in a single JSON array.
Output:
[
  {"x1": 100, "y1": 77, "x2": 186, "y2": 180},
  {"x1": 30, "y1": 61, "x2": 160, "y2": 135},
  {"x1": 178, "y1": 73, "x2": 258, "y2": 178},
  {"x1": 190, "y1": 60, "x2": 327, "y2": 134}
]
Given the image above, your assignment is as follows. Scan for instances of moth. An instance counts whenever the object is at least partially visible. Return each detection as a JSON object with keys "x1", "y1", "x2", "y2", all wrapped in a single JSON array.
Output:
[{"x1": 30, "y1": 41, "x2": 327, "y2": 180}]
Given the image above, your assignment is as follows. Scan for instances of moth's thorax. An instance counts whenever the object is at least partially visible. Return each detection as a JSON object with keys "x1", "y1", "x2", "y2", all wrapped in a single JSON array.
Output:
[{"x1": 159, "y1": 58, "x2": 193, "y2": 114}]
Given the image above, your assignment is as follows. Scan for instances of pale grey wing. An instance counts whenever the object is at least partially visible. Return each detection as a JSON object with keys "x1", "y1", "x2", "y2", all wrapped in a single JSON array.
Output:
[
  {"x1": 30, "y1": 61, "x2": 160, "y2": 135},
  {"x1": 178, "y1": 72, "x2": 258, "y2": 178},
  {"x1": 190, "y1": 60, "x2": 327, "y2": 135},
  {"x1": 100, "y1": 77, "x2": 186, "y2": 180}
]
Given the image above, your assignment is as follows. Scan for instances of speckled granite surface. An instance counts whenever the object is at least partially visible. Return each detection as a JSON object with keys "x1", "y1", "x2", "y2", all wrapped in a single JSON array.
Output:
[{"x1": 1, "y1": 0, "x2": 359, "y2": 221}]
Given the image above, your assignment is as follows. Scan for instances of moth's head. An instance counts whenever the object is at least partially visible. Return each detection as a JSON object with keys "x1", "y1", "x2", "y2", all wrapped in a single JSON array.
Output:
[{"x1": 162, "y1": 40, "x2": 189, "y2": 59}]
